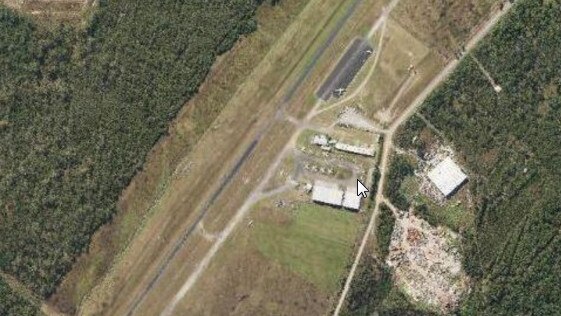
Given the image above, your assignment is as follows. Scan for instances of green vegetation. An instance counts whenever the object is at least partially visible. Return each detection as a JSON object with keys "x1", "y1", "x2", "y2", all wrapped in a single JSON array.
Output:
[
  {"x1": 378, "y1": 286, "x2": 437, "y2": 316},
  {"x1": 0, "y1": 279, "x2": 39, "y2": 316},
  {"x1": 341, "y1": 255, "x2": 392, "y2": 316},
  {"x1": 369, "y1": 167, "x2": 381, "y2": 201},
  {"x1": 385, "y1": 154, "x2": 415, "y2": 210},
  {"x1": 395, "y1": 115, "x2": 427, "y2": 153},
  {"x1": 414, "y1": 196, "x2": 471, "y2": 233},
  {"x1": 0, "y1": 0, "x2": 263, "y2": 296},
  {"x1": 342, "y1": 255, "x2": 436, "y2": 316},
  {"x1": 375, "y1": 204, "x2": 395, "y2": 259},
  {"x1": 255, "y1": 203, "x2": 359, "y2": 292},
  {"x1": 416, "y1": 0, "x2": 561, "y2": 313}
]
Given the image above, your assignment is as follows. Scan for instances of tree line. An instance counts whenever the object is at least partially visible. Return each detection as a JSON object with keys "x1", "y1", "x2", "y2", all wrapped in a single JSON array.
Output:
[{"x1": 0, "y1": 0, "x2": 264, "y2": 297}]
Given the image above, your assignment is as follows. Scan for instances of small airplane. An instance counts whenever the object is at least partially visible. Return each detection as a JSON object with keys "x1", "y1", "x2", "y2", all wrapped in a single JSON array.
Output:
[{"x1": 333, "y1": 88, "x2": 346, "y2": 96}]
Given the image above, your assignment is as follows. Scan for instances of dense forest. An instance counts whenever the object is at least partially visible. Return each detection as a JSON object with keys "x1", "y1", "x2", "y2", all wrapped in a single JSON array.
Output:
[
  {"x1": 0, "y1": 0, "x2": 264, "y2": 297},
  {"x1": 375, "y1": 204, "x2": 395, "y2": 259},
  {"x1": 417, "y1": 0, "x2": 561, "y2": 314},
  {"x1": 341, "y1": 254, "x2": 436, "y2": 316},
  {"x1": 384, "y1": 154, "x2": 415, "y2": 210},
  {"x1": 0, "y1": 279, "x2": 39, "y2": 316}
]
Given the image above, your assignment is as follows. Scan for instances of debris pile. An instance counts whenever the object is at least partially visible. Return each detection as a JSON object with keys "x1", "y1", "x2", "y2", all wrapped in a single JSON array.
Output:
[
  {"x1": 387, "y1": 214, "x2": 469, "y2": 313},
  {"x1": 338, "y1": 107, "x2": 381, "y2": 134}
]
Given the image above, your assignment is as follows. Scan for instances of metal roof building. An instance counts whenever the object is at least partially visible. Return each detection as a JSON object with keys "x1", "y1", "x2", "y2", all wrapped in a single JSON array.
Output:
[
  {"x1": 312, "y1": 180, "x2": 344, "y2": 207},
  {"x1": 334, "y1": 142, "x2": 375, "y2": 157},
  {"x1": 342, "y1": 187, "x2": 361, "y2": 211},
  {"x1": 427, "y1": 157, "x2": 467, "y2": 197},
  {"x1": 311, "y1": 134, "x2": 329, "y2": 146}
]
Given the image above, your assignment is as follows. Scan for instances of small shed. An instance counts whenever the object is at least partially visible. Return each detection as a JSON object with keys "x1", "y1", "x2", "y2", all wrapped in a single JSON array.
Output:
[{"x1": 311, "y1": 134, "x2": 329, "y2": 146}]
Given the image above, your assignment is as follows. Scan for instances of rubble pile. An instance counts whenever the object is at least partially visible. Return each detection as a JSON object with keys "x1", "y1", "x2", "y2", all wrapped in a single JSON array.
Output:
[
  {"x1": 387, "y1": 213, "x2": 469, "y2": 313},
  {"x1": 338, "y1": 107, "x2": 380, "y2": 133}
]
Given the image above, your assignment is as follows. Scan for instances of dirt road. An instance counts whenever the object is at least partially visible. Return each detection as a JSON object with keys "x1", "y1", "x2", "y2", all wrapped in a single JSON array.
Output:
[{"x1": 333, "y1": 2, "x2": 513, "y2": 314}]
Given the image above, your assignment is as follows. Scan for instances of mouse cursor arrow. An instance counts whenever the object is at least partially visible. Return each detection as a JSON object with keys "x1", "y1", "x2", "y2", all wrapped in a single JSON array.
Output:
[{"x1": 357, "y1": 179, "x2": 369, "y2": 198}]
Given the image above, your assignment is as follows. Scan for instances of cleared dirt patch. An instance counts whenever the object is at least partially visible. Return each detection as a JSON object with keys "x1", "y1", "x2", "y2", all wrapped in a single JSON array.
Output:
[
  {"x1": 367, "y1": 18, "x2": 431, "y2": 118},
  {"x1": 391, "y1": 0, "x2": 499, "y2": 58},
  {"x1": 2, "y1": 0, "x2": 91, "y2": 22}
]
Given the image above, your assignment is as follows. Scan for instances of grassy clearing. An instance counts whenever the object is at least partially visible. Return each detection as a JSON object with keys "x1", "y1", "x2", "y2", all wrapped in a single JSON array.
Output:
[
  {"x1": 397, "y1": 175, "x2": 474, "y2": 233},
  {"x1": 361, "y1": 18, "x2": 430, "y2": 117},
  {"x1": 391, "y1": 0, "x2": 498, "y2": 56},
  {"x1": 175, "y1": 202, "x2": 329, "y2": 315},
  {"x1": 255, "y1": 202, "x2": 360, "y2": 292}
]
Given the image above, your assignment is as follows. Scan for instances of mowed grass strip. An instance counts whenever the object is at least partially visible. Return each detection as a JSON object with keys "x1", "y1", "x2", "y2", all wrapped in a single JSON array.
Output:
[{"x1": 255, "y1": 203, "x2": 359, "y2": 292}]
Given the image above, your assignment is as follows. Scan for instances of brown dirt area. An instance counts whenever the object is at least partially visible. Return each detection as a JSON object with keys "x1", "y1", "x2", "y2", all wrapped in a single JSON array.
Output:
[
  {"x1": 391, "y1": 0, "x2": 500, "y2": 58},
  {"x1": 2, "y1": 0, "x2": 91, "y2": 23}
]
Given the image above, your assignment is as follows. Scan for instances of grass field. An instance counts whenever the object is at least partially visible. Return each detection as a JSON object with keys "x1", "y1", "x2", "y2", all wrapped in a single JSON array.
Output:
[
  {"x1": 178, "y1": 198, "x2": 361, "y2": 315},
  {"x1": 361, "y1": 18, "x2": 431, "y2": 119},
  {"x1": 255, "y1": 203, "x2": 360, "y2": 293},
  {"x1": 391, "y1": 0, "x2": 499, "y2": 56}
]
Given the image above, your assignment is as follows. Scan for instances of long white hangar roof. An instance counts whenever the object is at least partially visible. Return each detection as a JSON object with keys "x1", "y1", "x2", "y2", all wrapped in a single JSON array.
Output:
[{"x1": 427, "y1": 157, "x2": 468, "y2": 197}]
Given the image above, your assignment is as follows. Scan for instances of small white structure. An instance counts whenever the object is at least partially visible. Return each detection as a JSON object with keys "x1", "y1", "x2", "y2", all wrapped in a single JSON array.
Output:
[
  {"x1": 334, "y1": 142, "x2": 375, "y2": 157},
  {"x1": 342, "y1": 187, "x2": 361, "y2": 211},
  {"x1": 311, "y1": 134, "x2": 329, "y2": 146},
  {"x1": 427, "y1": 157, "x2": 468, "y2": 197},
  {"x1": 312, "y1": 180, "x2": 344, "y2": 207}
]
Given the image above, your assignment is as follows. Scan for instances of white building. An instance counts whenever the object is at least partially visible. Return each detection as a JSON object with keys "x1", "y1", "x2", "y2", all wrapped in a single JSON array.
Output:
[
  {"x1": 311, "y1": 134, "x2": 329, "y2": 146},
  {"x1": 427, "y1": 157, "x2": 468, "y2": 197},
  {"x1": 334, "y1": 142, "x2": 375, "y2": 157},
  {"x1": 342, "y1": 187, "x2": 361, "y2": 211},
  {"x1": 312, "y1": 180, "x2": 344, "y2": 207}
]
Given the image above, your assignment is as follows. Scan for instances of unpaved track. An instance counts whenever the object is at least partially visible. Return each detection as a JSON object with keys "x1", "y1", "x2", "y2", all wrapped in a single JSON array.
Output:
[{"x1": 333, "y1": 3, "x2": 513, "y2": 314}]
